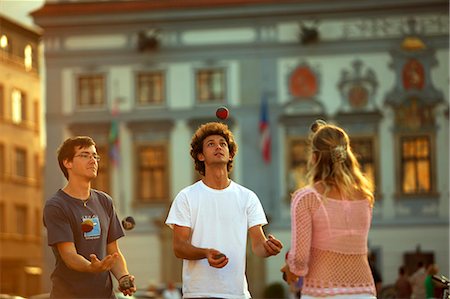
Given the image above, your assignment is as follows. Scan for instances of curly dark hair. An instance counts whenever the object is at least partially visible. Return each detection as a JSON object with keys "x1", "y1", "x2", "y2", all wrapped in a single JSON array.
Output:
[
  {"x1": 57, "y1": 136, "x2": 96, "y2": 180},
  {"x1": 190, "y1": 122, "x2": 238, "y2": 176}
]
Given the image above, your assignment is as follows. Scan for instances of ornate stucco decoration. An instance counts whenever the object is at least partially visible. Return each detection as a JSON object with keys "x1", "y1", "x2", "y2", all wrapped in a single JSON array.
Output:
[{"x1": 384, "y1": 19, "x2": 445, "y2": 130}]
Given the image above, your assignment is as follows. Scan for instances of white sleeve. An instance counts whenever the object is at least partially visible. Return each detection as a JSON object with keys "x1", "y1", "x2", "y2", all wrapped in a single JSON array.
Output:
[
  {"x1": 165, "y1": 192, "x2": 191, "y2": 229},
  {"x1": 247, "y1": 191, "x2": 268, "y2": 228}
]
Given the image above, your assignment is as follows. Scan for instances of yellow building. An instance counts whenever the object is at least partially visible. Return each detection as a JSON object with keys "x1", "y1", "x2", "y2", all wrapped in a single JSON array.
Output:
[{"x1": 0, "y1": 14, "x2": 44, "y2": 297}]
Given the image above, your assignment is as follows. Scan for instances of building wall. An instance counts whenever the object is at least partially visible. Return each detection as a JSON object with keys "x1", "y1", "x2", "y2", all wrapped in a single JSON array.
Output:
[
  {"x1": 32, "y1": 0, "x2": 449, "y2": 295},
  {"x1": 0, "y1": 14, "x2": 43, "y2": 297}
]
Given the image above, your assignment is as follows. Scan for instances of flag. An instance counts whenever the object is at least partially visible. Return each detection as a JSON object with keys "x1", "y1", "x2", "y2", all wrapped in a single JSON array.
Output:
[
  {"x1": 259, "y1": 96, "x2": 271, "y2": 163},
  {"x1": 109, "y1": 101, "x2": 120, "y2": 167}
]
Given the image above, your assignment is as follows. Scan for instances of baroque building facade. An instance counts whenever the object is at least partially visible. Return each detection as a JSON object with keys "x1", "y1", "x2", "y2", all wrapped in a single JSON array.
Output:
[
  {"x1": 0, "y1": 14, "x2": 44, "y2": 297},
  {"x1": 32, "y1": 0, "x2": 448, "y2": 297}
]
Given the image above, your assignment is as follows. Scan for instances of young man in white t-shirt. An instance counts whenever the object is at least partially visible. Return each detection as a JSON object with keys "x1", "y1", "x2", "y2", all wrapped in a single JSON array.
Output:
[{"x1": 166, "y1": 122, "x2": 283, "y2": 299}]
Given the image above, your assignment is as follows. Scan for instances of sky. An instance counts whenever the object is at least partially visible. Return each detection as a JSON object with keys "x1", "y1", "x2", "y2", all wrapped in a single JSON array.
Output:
[{"x1": 0, "y1": 0, "x2": 45, "y2": 27}]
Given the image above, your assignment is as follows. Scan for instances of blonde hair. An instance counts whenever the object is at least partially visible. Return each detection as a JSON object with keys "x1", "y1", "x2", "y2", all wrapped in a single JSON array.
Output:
[{"x1": 306, "y1": 120, "x2": 375, "y2": 206}]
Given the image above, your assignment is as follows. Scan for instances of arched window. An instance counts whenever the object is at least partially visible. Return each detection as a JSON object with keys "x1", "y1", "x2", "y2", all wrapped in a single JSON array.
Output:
[{"x1": 24, "y1": 44, "x2": 32, "y2": 71}]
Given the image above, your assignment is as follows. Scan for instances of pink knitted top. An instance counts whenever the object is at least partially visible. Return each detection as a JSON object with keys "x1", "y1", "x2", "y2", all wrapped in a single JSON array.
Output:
[{"x1": 287, "y1": 186, "x2": 376, "y2": 297}]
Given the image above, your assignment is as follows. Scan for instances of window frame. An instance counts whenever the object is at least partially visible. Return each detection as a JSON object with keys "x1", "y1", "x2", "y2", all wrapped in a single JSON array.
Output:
[
  {"x1": 33, "y1": 100, "x2": 40, "y2": 132},
  {"x1": 34, "y1": 208, "x2": 41, "y2": 237},
  {"x1": 76, "y1": 73, "x2": 106, "y2": 108},
  {"x1": 398, "y1": 134, "x2": 434, "y2": 196},
  {"x1": 135, "y1": 71, "x2": 166, "y2": 106},
  {"x1": 285, "y1": 134, "x2": 379, "y2": 200},
  {"x1": 286, "y1": 136, "x2": 310, "y2": 199},
  {"x1": 0, "y1": 143, "x2": 5, "y2": 179},
  {"x1": 14, "y1": 147, "x2": 27, "y2": 179},
  {"x1": 0, "y1": 84, "x2": 4, "y2": 120},
  {"x1": 15, "y1": 205, "x2": 27, "y2": 235},
  {"x1": 195, "y1": 67, "x2": 226, "y2": 104},
  {"x1": 0, "y1": 202, "x2": 5, "y2": 233},
  {"x1": 350, "y1": 135, "x2": 378, "y2": 196},
  {"x1": 24, "y1": 44, "x2": 33, "y2": 71},
  {"x1": 11, "y1": 87, "x2": 27, "y2": 125},
  {"x1": 135, "y1": 142, "x2": 169, "y2": 204}
]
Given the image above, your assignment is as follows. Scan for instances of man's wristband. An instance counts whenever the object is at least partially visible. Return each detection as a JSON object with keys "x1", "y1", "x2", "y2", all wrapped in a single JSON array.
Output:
[{"x1": 118, "y1": 274, "x2": 134, "y2": 290}]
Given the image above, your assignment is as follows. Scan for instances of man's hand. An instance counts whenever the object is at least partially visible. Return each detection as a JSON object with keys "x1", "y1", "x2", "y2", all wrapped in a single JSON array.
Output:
[
  {"x1": 118, "y1": 274, "x2": 137, "y2": 296},
  {"x1": 281, "y1": 263, "x2": 299, "y2": 285},
  {"x1": 88, "y1": 253, "x2": 119, "y2": 273},
  {"x1": 263, "y1": 235, "x2": 283, "y2": 256},
  {"x1": 206, "y1": 249, "x2": 228, "y2": 268}
]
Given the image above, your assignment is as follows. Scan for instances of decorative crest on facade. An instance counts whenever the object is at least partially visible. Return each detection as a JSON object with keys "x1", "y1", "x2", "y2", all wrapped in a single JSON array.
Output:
[
  {"x1": 337, "y1": 60, "x2": 378, "y2": 112},
  {"x1": 284, "y1": 62, "x2": 324, "y2": 115}
]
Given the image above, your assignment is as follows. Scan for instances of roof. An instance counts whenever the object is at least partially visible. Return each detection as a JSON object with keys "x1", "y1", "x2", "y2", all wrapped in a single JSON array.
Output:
[
  {"x1": 30, "y1": 0, "x2": 310, "y2": 17},
  {"x1": 0, "y1": 13, "x2": 42, "y2": 37},
  {"x1": 30, "y1": 0, "x2": 448, "y2": 21}
]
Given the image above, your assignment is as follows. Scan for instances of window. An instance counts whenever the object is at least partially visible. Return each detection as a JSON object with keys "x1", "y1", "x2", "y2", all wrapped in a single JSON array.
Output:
[
  {"x1": 137, "y1": 72, "x2": 165, "y2": 105},
  {"x1": 33, "y1": 100, "x2": 40, "y2": 131},
  {"x1": 77, "y1": 74, "x2": 105, "y2": 107},
  {"x1": 0, "y1": 203, "x2": 5, "y2": 233},
  {"x1": 287, "y1": 138, "x2": 309, "y2": 195},
  {"x1": 15, "y1": 205, "x2": 27, "y2": 235},
  {"x1": 91, "y1": 145, "x2": 110, "y2": 194},
  {"x1": 24, "y1": 44, "x2": 32, "y2": 71},
  {"x1": 15, "y1": 148, "x2": 27, "y2": 178},
  {"x1": 196, "y1": 68, "x2": 225, "y2": 103},
  {"x1": 0, "y1": 34, "x2": 9, "y2": 53},
  {"x1": 0, "y1": 84, "x2": 4, "y2": 120},
  {"x1": 401, "y1": 136, "x2": 431, "y2": 194},
  {"x1": 0, "y1": 143, "x2": 4, "y2": 177},
  {"x1": 137, "y1": 144, "x2": 168, "y2": 202},
  {"x1": 35, "y1": 208, "x2": 40, "y2": 236},
  {"x1": 351, "y1": 137, "x2": 376, "y2": 188},
  {"x1": 0, "y1": 35, "x2": 7, "y2": 48},
  {"x1": 34, "y1": 154, "x2": 41, "y2": 185},
  {"x1": 11, "y1": 88, "x2": 26, "y2": 124}
]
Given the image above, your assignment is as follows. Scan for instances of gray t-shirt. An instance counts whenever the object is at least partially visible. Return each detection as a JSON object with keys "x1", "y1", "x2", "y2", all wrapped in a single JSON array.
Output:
[{"x1": 43, "y1": 189, "x2": 124, "y2": 298}]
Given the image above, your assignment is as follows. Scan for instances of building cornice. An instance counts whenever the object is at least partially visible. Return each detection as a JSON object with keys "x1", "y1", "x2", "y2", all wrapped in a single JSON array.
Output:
[{"x1": 31, "y1": 0, "x2": 447, "y2": 24}]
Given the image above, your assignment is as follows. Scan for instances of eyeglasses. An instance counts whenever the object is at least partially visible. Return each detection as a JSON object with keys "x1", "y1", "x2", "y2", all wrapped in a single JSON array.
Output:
[{"x1": 74, "y1": 153, "x2": 101, "y2": 162}]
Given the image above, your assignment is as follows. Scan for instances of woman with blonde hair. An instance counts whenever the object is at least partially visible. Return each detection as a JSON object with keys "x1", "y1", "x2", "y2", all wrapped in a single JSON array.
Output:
[{"x1": 281, "y1": 120, "x2": 377, "y2": 299}]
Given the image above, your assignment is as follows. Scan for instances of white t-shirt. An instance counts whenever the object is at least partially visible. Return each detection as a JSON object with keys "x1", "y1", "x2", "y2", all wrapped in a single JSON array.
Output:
[{"x1": 165, "y1": 180, "x2": 268, "y2": 299}]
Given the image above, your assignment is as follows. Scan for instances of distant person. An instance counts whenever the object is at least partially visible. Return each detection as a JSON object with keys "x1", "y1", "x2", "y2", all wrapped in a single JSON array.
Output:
[
  {"x1": 368, "y1": 252, "x2": 383, "y2": 296},
  {"x1": 395, "y1": 266, "x2": 412, "y2": 299},
  {"x1": 410, "y1": 262, "x2": 427, "y2": 299},
  {"x1": 43, "y1": 136, "x2": 136, "y2": 298},
  {"x1": 162, "y1": 281, "x2": 181, "y2": 299},
  {"x1": 165, "y1": 122, "x2": 283, "y2": 298},
  {"x1": 425, "y1": 264, "x2": 439, "y2": 299},
  {"x1": 281, "y1": 120, "x2": 377, "y2": 299}
]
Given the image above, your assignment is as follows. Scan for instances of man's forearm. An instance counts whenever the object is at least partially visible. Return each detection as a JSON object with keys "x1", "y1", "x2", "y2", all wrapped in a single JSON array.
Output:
[
  {"x1": 252, "y1": 241, "x2": 270, "y2": 257},
  {"x1": 174, "y1": 242, "x2": 208, "y2": 260},
  {"x1": 62, "y1": 252, "x2": 93, "y2": 272},
  {"x1": 111, "y1": 252, "x2": 129, "y2": 279}
]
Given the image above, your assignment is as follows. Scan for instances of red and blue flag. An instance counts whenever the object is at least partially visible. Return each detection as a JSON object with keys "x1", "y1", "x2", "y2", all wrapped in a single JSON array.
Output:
[{"x1": 259, "y1": 96, "x2": 271, "y2": 164}]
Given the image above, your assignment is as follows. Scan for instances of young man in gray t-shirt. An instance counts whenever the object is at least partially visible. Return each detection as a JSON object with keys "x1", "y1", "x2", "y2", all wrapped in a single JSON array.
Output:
[{"x1": 43, "y1": 136, "x2": 136, "y2": 298}]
